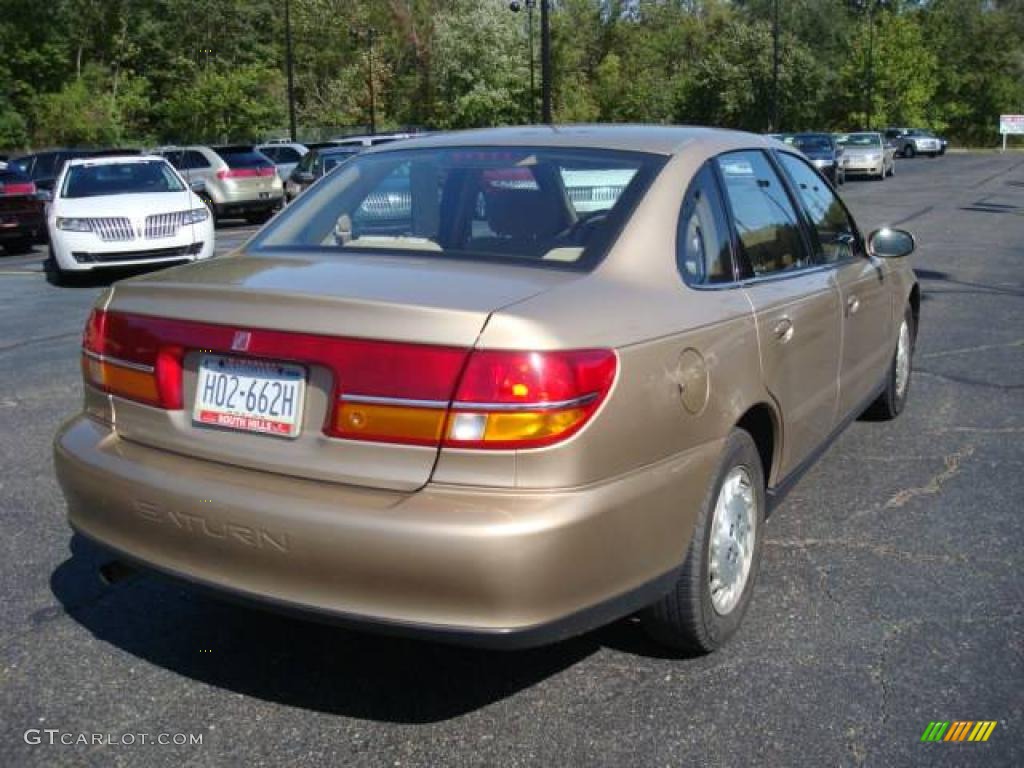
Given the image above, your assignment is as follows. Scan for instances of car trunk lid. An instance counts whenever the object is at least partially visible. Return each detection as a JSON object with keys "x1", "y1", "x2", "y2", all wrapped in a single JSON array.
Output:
[{"x1": 95, "y1": 253, "x2": 576, "y2": 491}]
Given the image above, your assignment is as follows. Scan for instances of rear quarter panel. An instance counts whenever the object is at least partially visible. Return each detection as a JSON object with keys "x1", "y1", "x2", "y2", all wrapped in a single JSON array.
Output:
[{"x1": 436, "y1": 146, "x2": 775, "y2": 490}]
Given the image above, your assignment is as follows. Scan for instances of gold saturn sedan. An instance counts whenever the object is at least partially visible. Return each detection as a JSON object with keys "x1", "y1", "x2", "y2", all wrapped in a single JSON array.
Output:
[{"x1": 54, "y1": 126, "x2": 919, "y2": 652}]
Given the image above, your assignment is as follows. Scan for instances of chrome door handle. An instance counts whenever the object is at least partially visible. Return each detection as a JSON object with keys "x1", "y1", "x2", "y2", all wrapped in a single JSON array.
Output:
[
  {"x1": 773, "y1": 317, "x2": 794, "y2": 342},
  {"x1": 846, "y1": 295, "x2": 860, "y2": 315}
]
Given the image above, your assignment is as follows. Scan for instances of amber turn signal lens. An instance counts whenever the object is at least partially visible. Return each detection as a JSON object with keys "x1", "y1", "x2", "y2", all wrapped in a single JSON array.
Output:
[
  {"x1": 82, "y1": 355, "x2": 160, "y2": 405},
  {"x1": 335, "y1": 403, "x2": 447, "y2": 445},
  {"x1": 478, "y1": 408, "x2": 587, "y2": 443}
]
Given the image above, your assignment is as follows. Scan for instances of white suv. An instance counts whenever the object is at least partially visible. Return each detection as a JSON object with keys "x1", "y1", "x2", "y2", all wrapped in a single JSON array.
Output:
[{"x1": 47, "y1": 155, "x2": 214, "y2": 282}]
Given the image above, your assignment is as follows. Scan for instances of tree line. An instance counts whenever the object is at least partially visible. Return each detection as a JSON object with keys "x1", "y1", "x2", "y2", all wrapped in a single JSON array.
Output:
[{"x1": 1, "y1": 0, "x2": 1021, "y2": 150}]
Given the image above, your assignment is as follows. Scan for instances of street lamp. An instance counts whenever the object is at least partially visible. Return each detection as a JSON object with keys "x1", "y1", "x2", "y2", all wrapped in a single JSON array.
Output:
[
  {"x1": 509, "y1": 1, "x2": 537, "y2": 123},
  {"x1": 284, "y1": 0, "x2": 297, "y2": 141},
  {"x1": 510, "y1": 0, "x2": 551, "y2": 123},
  {"x1": 771, "y1": 0, "x2": 780, "y2": 132},
  {"x1": 351, "y1": 27, "x2": 377, "y2": 135}
]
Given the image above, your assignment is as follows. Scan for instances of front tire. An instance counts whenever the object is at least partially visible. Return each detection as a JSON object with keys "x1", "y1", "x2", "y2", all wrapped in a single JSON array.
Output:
[
  {"x1": 44, "y1": 246, "x2": 69, "y2": 286},
  {"x1": 864, "y1": 304, "x2": 915, "y2": 420},
  {"x1": 642, "y1": 429, "x2": 766, "y2": 653},
  {"x1": 904, "y1": 145, "x2": 916, "y2": 159}
]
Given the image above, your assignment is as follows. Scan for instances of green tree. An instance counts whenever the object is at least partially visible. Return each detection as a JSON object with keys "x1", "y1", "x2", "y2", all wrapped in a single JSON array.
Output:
[{"x1": 161, "y1": 65, "x2": 286, "y2": 143}]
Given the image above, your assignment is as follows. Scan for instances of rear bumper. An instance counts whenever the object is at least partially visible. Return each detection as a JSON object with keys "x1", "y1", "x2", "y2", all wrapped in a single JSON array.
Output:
[
  {"x1": 213, "y1": 198, "x2": 282, "y2": 218},
  {"x1": 54, "y1": 416, "x2": 719, "y2": 647},
  {"x1": 0, "y1": 210, "x2": 43, "y2": 241},
  {"x1": 845, "y1": 165, "x2": 882, "y2": 176}
]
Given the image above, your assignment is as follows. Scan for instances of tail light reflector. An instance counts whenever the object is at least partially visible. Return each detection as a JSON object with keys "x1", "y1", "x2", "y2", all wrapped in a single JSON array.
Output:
[
  {"x1": 0, "y1": 181, "x2": 36, "y2": 196},
  {"x1": 216, "y1": 167, "x2": 276, "y2": 180}
]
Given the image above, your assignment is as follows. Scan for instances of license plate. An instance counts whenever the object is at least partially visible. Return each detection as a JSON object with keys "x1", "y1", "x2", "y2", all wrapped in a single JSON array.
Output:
[{"x1": 193, "y1": 355, "x2": 305, "y2": 438}]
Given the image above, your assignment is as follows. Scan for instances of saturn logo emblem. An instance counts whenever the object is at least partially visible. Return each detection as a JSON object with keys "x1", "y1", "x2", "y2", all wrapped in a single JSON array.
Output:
[{"x1": 231, "y1": 330, "x2": 252, "y2": 352}]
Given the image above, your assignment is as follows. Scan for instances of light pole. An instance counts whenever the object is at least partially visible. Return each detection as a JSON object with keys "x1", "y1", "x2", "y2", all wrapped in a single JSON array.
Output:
[
  {"x1": 510, "y1": 1, "x2": 538, "y2": 123},
  {"x1": 351, "y1": 28, "x2": 377, "y2": 135},
  {"x1": 771, "y1": 0, "x2": 780, "y2": 131},
  {"x1": 540, "y1": 0, "x2": 552, "y2": 123},
  {"x1": 865, "y1": 4, "x2": 875, "y2": 130},
  {"x1": 284, "y1": 0, "x2": 297, "y2": 141}
]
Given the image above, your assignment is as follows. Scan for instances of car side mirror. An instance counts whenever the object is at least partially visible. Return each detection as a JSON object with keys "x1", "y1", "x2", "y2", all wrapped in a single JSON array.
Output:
[
  {"x1": 189, "y1": 179, "x2": 206, "y2": 193},
  {"x1": 35, "y1": 189, "x2": 53, "y2": 203},
  {"x1": 868, "y1": 228, "x2": 915, "y2": 259},
  {"x1": 293, "y1": 171, "x2": 314, "y2": 184}
]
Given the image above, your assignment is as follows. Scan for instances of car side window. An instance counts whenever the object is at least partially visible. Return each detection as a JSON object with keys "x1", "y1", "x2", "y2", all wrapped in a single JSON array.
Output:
[
  {"x1": 274, "y1": 147, "x2": 301, "y2": 163},
  {"x1": 776, "y1": 152, "x2": 860, "y2": 264},
  {"x1": 160, "y1": 150, "x2": 183, "y2": 169},
  {"x1": 677, "y1": 164, "x2": 734, "y2": 285},
  {"x1": 188, "y1": 151, "x2": 211, "y2": 170},
  {"x1": 715, "y1": 150, "x2": 809, "y2": 277},
  {"x1": 32, "y1": 153, "x2": 57, "y2": 179},
  {"x1": 260, "y1": 147, "x2": 278, "y2": 162}
]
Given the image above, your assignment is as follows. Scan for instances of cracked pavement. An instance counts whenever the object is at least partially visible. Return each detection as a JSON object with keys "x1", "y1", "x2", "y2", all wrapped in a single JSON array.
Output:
[{"x1": 0, "y1": 154, "x2": 1021, "y2": 767}]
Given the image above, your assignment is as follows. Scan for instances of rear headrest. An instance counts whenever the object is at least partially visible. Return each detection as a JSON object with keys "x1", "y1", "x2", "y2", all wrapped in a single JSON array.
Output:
[{"x1": 485, "y1": 189, "x2": 565, "y2": 240}]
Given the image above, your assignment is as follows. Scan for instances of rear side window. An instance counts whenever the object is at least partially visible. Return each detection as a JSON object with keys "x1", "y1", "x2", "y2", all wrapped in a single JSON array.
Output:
[
  {"x1": 260, "y1": 147, "x2": 279, "y2": 162},
  {"x1": 677, "y1": 164, "x2": 733, "y2": 285},
  {"x1": 214, "y1": 148, "x2": 273, "y2": 169},
  {"x1": 31, "y1": 153, "x2": 57, "y2": 179},
  {"x1": 182, "y1": 150, "x2": 211, "y2": 170},
  {"x1": 272, "y1": 147, "x2": 302, "y2": 163},
  {"x1": 776, "y1": 152, "x2": 860, "y2": 264},
  {"x1": 715, "y1": 150, "x2": 809, "y2": 277},
  {"x1": 160, "y1": 150, "x2": 183, "y2": 168}
]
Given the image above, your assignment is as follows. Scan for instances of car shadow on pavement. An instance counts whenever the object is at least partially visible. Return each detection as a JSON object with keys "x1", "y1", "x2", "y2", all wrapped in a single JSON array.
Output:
[
  {"x1": 44, "y1": 262, "x2": 187, "y2": 288},
  {"x1": 914, "y1": 267, "x2": 1024, "y2": 298},
  {"x1": 51, "y1": 535, "x2": 685, "y2": 723}
]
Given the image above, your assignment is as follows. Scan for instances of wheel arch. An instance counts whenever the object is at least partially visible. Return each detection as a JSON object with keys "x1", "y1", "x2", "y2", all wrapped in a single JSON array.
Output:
[
  {"x1": 735, "y1": 402, "x2": 780, "y2": 488},
  {"x1": 908, "y1": 282, "x2": 921, "y2": 337}
]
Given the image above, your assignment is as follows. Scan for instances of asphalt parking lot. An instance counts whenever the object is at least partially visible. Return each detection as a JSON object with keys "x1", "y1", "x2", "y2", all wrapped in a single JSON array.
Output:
[{"x1": 1, "y1": 154, "x2": 1021, "y2": 767}]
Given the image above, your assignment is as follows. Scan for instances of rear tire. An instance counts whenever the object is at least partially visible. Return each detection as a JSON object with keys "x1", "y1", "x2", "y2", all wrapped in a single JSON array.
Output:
[
  {"x1": 863, "y1": 304, "x2": 915, "y2": 421},
  {"x1": 642, "y1": 429, "x2": 766, "y2": 654}
]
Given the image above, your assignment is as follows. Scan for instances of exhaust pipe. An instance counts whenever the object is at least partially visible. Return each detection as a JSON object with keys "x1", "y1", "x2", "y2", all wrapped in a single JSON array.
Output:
[{"x1": 98, "y1": 560, "x2": 138, "y2": 586}]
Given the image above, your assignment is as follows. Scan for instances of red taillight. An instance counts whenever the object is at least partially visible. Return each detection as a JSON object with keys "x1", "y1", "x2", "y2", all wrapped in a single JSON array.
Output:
[
  {"x1": 82, "y1": 310, "x2": 184, "y2": 408},
  {"x1": 216, "y1": 166, "x2": 276, "y2": 180},
  {"x1": 444, "y1": 349, "x2": 617, "y2": 448},
  {"x1": 79, "y1": 309, "x2": 617, "y2": 450},
  {"x1": 0, "y1": 182, "x2": 36, "y2": 196}
]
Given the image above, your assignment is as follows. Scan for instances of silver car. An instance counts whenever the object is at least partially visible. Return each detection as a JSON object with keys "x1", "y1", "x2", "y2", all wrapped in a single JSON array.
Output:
[
  {"x1": 835, "y1": 132, "x2": 895, "y2": 180},
  {"x1": 155, "y1": 145, "x2": 284, "y2": 223},
  {"x1": 256, "y1": 142, "x2": 308, "y2": 182},
  {"x1": 884, "y1": 128, "x2": 943, "y2": 158}
]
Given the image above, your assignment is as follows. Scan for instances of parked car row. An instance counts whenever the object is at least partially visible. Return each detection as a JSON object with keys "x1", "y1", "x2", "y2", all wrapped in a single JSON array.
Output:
[{"x1": 772, "y1": 125, "x2": 947, "y2": 186}]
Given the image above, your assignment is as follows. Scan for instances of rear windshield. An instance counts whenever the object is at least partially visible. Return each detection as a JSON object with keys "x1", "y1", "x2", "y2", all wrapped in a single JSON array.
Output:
[
  {"x1": 251, "y1": 146, "x2": 664, "y2": 271},
  {"x1": 214, "y1": 148, "x2": 273, "y2": 169},
  {"x1": 61, "y1": 160, "x2": 185, "y2": 198},
  {"x1": 0, "y1": 168, "x2": 31, "y2": 184}
]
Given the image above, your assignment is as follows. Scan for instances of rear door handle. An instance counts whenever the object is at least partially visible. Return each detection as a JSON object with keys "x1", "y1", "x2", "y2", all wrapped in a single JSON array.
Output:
[
  {"x1": 773, "y1": 317, "x2": 794, "y2": 342},
  {"x1": 847, "y1": 295, "x2": 860, "y2": 315}
]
